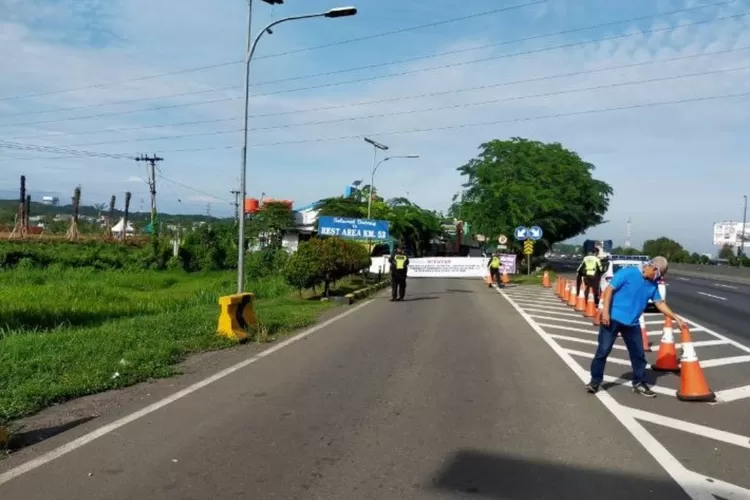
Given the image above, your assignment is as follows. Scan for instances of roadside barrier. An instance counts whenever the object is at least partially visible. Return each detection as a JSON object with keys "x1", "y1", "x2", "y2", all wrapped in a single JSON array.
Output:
[{"x1": 217, "y1": 293, "x2": 257, "y2": 342}]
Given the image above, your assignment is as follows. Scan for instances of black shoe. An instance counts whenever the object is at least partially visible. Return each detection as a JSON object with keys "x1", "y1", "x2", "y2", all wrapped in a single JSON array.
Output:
[
  {"x1": 397, "y1": 297, "x2": 404, "y2": 301},
  {"x1": 390, "y1": 297, "x2": 396, "y2": 302},
  {"x1": 633, "y1": 383, "x2": 656, "y2": 398},
  {"x1": 585, "y1": 381, "x2": 600, "y2": 393}
]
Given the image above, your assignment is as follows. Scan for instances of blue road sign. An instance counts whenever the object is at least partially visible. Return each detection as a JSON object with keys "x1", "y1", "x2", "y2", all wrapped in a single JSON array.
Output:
[
  {"x1": 514, "y1": 226, "x2": 528, "y2": 241},
  {"x1": 529, "y1": 226, "x2": 543, "y2": 241},
  {"x1": 318, "y1": 216, "x2": 390, "y2": 241}
]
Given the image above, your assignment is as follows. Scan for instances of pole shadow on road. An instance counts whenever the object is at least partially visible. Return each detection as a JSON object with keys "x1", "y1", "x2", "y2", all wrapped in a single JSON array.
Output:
[
  {"x1": 430, "y1": 449, "x2": 685, "y2": 499},
  {"x1": 5, "y1": 416, "x2": 96, "y2": 453},
  {"x1": 399, "y1": 296, "x2": 440, "y2": 302}
]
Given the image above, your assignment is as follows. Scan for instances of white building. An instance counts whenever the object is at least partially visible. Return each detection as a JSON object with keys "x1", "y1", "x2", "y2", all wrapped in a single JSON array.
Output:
[{"x1": 41, "y1": 196, "x2": 60, "y2": 206}]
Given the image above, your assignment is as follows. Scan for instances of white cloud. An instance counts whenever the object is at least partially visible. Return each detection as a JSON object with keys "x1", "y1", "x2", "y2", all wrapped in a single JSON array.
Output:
[{"x1": 1, "y1": 0, "x2": 749, "y2": 252}]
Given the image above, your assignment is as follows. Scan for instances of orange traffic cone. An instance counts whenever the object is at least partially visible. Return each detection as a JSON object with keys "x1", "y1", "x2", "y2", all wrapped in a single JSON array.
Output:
[
  {"x1": 542, "y1": 271, "x2": 551, "y2": 288},
  {"x1": 568, "y1": 283, "x2": 578, "y2": 307},
  {"x1": 575, "y1": 288, "x2": 586, "y2": 312},
  {"x1": 555, "y1": 278, "x2": 562, "y2": 297},
  {"x1": 501, "y1": 270, "x2": 510, "y2": 285},
  {"x1": 638, "y1": 314, "x2": 652, "y2": 352},
  {"x1": 676, "y1": 325, "x2": 715, "y2": 402},
  {"x1": 584, "y1": 293, "x2": 596, "y2": 318},
  {"x1": 563, "y1": 281, "x2": 571, "y2": 302},
  {"x1": 652, "y1": 316, "x2": 680, "y2": 373},
  {"x1": 485, "y1": 275, "x2": 493, "y2": 287}
]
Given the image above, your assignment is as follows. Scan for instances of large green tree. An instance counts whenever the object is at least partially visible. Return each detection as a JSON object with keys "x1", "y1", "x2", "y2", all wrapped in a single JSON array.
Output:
[
  {"x1": 642, "y1": 237, "x2": 690, "y2": 262},
  {"x1": 450, "y1": 138, "x2": 612, "y2": 252}
]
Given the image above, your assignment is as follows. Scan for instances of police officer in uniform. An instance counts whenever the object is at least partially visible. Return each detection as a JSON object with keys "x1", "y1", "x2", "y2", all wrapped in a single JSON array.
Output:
[
  {"x1": 389, "y1": 246, "x2": 409, "y2": 301},
  {"x1": 487, "y1": 251, "x2": 502, "y2": 287},
  {"x1": 577, "y1": 249, "x2": 602, "y2": 304}
]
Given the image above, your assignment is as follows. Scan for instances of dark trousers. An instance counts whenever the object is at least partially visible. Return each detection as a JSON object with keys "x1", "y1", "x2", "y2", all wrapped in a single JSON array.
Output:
[
  {"x1": 583, "y1": 275, "x2": 600, "y2": 304},
  {"x1": 391, "y1": 274, "x2": 406, "y2": 299},
  {"x1": 575, "y1": 274, "x2": 584, "y2": 296},
  {"x1": 590, "y1": 319, "x2": 647, "y2": 386},
  {"x1": 489, "y1": 268, "x2": 501, "y2": 286}
]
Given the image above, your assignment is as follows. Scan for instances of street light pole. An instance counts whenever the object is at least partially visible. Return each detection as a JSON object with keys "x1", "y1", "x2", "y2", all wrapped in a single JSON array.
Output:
[
  {"x1": 236, "y1": 5, "x2": 358, "y2": 294},
  {"x1": 366, "y1": 154, "x2": 420, "y2": 219}
]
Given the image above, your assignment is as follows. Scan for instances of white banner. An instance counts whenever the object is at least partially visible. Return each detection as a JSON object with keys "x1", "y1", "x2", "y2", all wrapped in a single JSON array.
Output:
[{"x1": 369, "y1": 255, "x2": 517, "y2": 278}]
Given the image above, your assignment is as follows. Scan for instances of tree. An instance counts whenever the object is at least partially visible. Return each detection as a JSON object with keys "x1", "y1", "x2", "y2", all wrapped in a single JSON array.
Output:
[
  {"x1": 450, "y1": 138, "x2": 612, "y2": 254},
  {"x1": 611, "y1": 246, "x2": 641, "y2": 256},
  {"x1": 718, "y1": 244, "x2": 735, "y2": 260},
  {"x1": 247, "y1": 201, "x2": 294, "y2": 249},
  {"x1": 315, "y1": 194, "x2": 444, "y2": 257},
  {"x1": 641, "y1": 237, "x2": 690, "y2": 262}
]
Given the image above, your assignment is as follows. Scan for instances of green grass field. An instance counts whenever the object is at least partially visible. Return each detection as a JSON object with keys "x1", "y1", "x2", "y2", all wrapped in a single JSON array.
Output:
[{"x1": 0, "y1": 268, "x2": 361, "y2": 422}]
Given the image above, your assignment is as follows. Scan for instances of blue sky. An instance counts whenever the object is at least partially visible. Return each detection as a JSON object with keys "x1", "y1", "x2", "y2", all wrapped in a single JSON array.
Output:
[{"x1": 1, "y1": 0, "x2": 749, "y2": 254}]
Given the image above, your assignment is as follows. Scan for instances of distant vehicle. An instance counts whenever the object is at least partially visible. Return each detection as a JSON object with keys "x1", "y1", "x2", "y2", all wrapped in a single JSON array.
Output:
[{"x1": 600, "y1": 257, "x2": 666, "y2": 312}]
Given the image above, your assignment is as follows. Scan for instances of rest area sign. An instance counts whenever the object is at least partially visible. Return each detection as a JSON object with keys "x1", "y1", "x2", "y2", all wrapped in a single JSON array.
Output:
[{"x1": 318, "y1": 216, "x2": 390, "y2": 241}]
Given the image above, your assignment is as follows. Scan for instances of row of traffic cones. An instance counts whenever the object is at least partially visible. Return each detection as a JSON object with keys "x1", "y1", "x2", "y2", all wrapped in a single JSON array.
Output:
[{"x1": 552, "y1": 277, "x2": 715, "y2": 402}]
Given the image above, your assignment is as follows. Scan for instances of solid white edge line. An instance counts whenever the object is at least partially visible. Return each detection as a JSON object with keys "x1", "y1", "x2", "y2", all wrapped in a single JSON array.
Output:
[
  {"x1": 498, "y1": 288, "x2": 734, "y2": 500},
  {"x1": 625, "y1": 407, "x2": 750, "y2": 450},
  {"x1": 0, "y1": 298, "x2": 377, "y2": 487}
]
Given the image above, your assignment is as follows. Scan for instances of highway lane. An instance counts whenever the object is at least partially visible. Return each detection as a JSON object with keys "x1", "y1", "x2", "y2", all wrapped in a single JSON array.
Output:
[
  {"x1": 663, "y1": 274, "x2": 750, "y2": 346},
  {"x1": 0, "y1": 279, "x2": 687, "y2": 499}
]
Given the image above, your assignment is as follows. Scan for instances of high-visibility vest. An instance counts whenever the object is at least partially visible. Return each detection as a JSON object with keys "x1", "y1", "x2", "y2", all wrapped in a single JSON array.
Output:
[
  {"x1": 583, "y1": 255, "x2": 600, "y2": 276},
  {"x1": 490, "y1": 257, "x2": 500, "y2": 269},
  {"x1": 394, "y1": 254, "x2": 407, "y2": 270}
]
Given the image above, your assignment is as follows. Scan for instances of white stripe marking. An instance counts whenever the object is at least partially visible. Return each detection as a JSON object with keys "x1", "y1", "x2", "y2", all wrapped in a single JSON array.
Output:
[
  {"x1": 528, "y1": 314, "x2": 593, "y2": 326},
  {"x1": 565, "y1": 348, "x2": 633, "y2": 367},
  {"x1": 676, "y1": 339, "x2": 728, "y2": 348},
  {"x1": 697, "y1": 291, "x2": 727, "y2": 301},
  {"x1": 699, "y1": 355, "x2": 750, "y2": 368},
  {"x1": 499, "y1": 290, "x2": 720, "y2": 499},
  {"x1": 0, "y1": 298, "x2": 376, "y2": 487},
  {"x1": 626, "y1": 407, "x2": 750, "y2": 450},
  {"x1": 536, "y1": 323, "x2": 598, "y2": 335},
  {"x1": 548, "y1": 333, "x2": 627, "y2": 350},
  {"x1": 714, "y1": 384, "x2": 750, "y2": 403},
  {"x1": 714, "y1": 283, "x2": 738, "y2": 289},
  {"x1": 601, "y1": 375, "x2": 677, "y2": 397},
  {"x1": 522, "y1": 308, "x2": 582, "y2": 318}
]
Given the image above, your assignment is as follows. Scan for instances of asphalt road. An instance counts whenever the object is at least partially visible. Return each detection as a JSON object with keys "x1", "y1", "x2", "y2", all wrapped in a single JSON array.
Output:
[
  {"x1": 0, "y1": 279, "x2": 687, "y2": 499},
  {"x1": 666, "y1": 273, "x2": 750, "y2": 345}
]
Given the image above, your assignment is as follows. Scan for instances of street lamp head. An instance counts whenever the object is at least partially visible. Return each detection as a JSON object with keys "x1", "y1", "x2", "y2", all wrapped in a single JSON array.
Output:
[
  {"x1": 325, "y1": 6, "x2": 357, "y2": 18},
  {"x1": 364, "y1": 137, "x2": 389, "y2": 150}
]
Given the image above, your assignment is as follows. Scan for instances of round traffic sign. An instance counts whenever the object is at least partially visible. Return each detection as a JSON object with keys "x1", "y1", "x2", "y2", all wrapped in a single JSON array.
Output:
[{"x1": 498, "y1": 235, "x2": 508, "y2": 244}]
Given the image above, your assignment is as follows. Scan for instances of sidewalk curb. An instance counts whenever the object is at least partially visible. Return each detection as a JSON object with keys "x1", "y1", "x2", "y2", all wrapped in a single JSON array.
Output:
[{"x1": 339, "y1": 279, "x2": 391, "y2": 305}]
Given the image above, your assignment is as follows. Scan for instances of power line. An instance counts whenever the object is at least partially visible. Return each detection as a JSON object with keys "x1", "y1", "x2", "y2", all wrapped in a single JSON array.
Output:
[
  {"x1": 5, "y1": 89, "x2": 749, "y2": 159},
  {"x1": 11, "y1": 44, "x2": 750, "y2": 142},
  {"x1": 157, "y1": 174, "x2": 233, "y2": 204},
  {"x1": 0, "y1": 0, "x2": 552, "y2": 103},
  {"x1": 2, "y1": 10, "x2": 746, "y2": 131},
  {"x1": 2, "y1": 0, "x2": 736, "y2": 120},
  {"x1": 28, "y1": 63, "x2": 750, "y2": 149}
]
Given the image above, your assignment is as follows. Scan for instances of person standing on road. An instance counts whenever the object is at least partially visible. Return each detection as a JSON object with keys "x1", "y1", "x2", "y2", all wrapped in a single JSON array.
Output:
[
  {"x1": 579, "y1": 249, "x2": 602, "y2": 304},
  {"x1": 389, "y1": 246, "x2": 409, "y2": 302},
  {"x1": 487, "y1": 251, "x2": 502, "y2": 288},
  {"x1": 585, "y1": 256, "x2": 687, "y2": 397}
]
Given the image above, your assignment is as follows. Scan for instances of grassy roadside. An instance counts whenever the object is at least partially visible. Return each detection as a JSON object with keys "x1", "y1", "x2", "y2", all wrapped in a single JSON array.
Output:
[{"x1": 0, "y1": 268, "x2": 372, "y2": 423}]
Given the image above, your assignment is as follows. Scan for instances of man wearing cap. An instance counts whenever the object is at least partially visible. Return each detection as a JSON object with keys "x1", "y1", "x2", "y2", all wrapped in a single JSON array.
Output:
[{"x1": 585, "y1": 256, "x2": 687, "y2": 397}]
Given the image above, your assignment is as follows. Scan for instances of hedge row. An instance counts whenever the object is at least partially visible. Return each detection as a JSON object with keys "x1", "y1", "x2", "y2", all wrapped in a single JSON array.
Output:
[{"x1": 284, "y1": 238, "x2": 371, "y2": 296}]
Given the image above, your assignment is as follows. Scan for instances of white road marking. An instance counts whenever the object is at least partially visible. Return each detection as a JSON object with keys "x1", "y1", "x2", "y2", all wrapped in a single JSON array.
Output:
[
  {"x1": 521, "y1": 307, "x2": 582, "y2": 318},
  {"x1": 510, "y1": 299, "x2": 569, "y2": 310},
  {"x1": 700, "y1": 355, "x2": 750, "y2": 368},
  {"x1": 677, "y1": 277, "x2": 691, "y2": 281},
  {"x1": 528, "y1": 314, "x2": 593, "y2": 326},
  {"x1": 601, "y1": 375, "x2": 677, "y2": 397},
  {"x1": 715, "y1": 283, "x2": 738, "y2": 290},
  {"x1": 697, "y1": 291, "x2": 727, "y2": 301},
  {"x1": 625, "y1": 407, "x2": 750, "y2": 450},
  {"x1": 565, "y1": 348, "x2": 632, "y2": 367},
  {"x1": 676, "y1": 339, "x2": 729, "y2": 349},
  {"x1": 536, "y1": 323, "x2": 598, "y2": 335},
  {"x1": 0, "y1": 297, "x2": 376, "y2": 487},
  {"x1": 499, "y1": 289, "x2": 730, "y2": 499},
  {"x1": 714, "y1": 384, "x2": 750, "y2": 403},
  {"x1": 548, "y1": 333, "x2": 627, "y2": 350}
]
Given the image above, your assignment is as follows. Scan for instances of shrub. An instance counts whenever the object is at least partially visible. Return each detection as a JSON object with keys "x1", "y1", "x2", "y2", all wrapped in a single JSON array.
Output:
[{"x1": 283, "y1": 238, "x2": 371, "y2": 297}]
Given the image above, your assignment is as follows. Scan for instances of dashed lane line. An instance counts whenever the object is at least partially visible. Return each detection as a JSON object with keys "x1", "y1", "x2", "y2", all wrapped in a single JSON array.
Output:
[{"x1": 697, "y1": 291, "x2": 728, "y2": 301}]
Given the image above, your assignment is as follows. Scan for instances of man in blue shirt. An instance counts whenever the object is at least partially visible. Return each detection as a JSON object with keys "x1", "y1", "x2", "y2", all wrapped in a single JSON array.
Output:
[{"x1": 585, "y1": 256, "x2": 686, "y2": 397}]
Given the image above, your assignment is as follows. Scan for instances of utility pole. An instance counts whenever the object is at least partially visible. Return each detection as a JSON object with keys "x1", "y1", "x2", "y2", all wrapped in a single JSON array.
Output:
[
  {"x1": 135, "y1": 154, "x2": 163, "y2": 238},
  {"x1": 231, "y1": 189, "x2": 241, "y2": 222}
]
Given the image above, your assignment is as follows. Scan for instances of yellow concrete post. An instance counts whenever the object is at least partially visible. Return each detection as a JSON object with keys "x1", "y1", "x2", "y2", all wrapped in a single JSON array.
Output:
[{"x1": 217, "y1": 292, "x2": 256, "y2": 342}]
